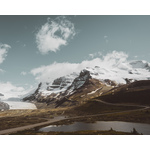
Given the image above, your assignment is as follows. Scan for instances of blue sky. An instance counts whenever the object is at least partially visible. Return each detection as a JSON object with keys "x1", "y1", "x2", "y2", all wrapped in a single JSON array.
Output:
[{"x1": 1, "y1": 15, "x2": 150, "y2": 99}]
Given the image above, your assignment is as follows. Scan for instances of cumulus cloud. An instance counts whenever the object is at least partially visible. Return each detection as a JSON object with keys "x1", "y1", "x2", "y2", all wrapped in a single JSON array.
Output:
[
  {"x1": 36, "y1": 16, "x2": 76, "y2": 54},
  {"x1": 0, "y1": 43, "x2": 11, "y2": 64},
  {"x1": 21, "y1": 71, "x2": 27, "y2": 76},
  {"x1": 31, "y1": 51, "x2": 129, "y2": 83},
  {"x1": 0, "y1": 81, "x2": 36, "y2": 100},
  {"x1": 103, "y1": 51, "x2": 128, "y2": 67},
  {"x1": 31, "y1": 62, "x2": 79, "y2": 82}
]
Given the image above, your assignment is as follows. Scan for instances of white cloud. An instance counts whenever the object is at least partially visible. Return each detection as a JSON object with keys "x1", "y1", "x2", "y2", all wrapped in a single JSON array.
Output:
[
  {"x1": 31, "y1": 62, "x2": 79, "y2": 82},
  {"x1": 0, "y1": 82, "x2": 25, "y2": 100},
  {"x1": 31, "y1": 51, "x2": 129, "y2": 83},
  {"x1": 0, "y1": 81, "x2": 36, "y2": 100},
  {"x1": 36, "y1": 16, "x2": 76, "y2": 54},
  {"x1": 89, "y1": 51, "x2": 102, "y2": 58},
  {"x1": 0, "y1": 43, "x2": 11, "y2": 64},
  {"x1": 21, "y1": 71, "x2": 27, "y2": 76},
  {"x1": 103, "y1": 50, "x2": 128, "y2": 64}
]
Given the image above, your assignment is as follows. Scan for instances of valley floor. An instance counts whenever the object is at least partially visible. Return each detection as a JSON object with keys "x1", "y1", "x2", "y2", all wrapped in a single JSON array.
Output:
[{"x1": 0, "y1": 99, "x2": 150, "y2": 135}]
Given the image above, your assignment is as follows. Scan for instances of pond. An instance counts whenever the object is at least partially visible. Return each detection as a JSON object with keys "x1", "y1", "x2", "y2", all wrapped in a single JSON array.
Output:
[{"x1": 39, "y1": 121, "x2": 150, "y2": 135}]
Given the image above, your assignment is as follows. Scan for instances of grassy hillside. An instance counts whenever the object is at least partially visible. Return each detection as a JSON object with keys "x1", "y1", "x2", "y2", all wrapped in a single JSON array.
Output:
[
  {"x1": 64, "y1": 100, "x2": 139, "y2": 117},
  {"x1": 98, "y1": 80, "x2": 150, "y2": 105}
]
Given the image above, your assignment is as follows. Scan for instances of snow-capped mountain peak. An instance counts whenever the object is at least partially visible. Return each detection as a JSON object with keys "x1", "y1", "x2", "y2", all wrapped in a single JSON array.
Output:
[{"x1": 23, "y1": 59, "x2": 150, "y2": 106}]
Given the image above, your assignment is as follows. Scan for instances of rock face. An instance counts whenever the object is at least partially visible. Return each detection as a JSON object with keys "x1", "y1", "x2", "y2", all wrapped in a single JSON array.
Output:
[
  {"x1": 67, "y1": 70, "x2": 91, "y2": 92},
  {"x1": 23, "y1": 82, "x2": 42, "y2": 102}
]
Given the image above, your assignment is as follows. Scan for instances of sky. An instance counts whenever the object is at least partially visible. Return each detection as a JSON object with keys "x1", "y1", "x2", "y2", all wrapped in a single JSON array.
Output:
[{"x1": 1, "y1": 15, "x2": 150, "y2": 99}]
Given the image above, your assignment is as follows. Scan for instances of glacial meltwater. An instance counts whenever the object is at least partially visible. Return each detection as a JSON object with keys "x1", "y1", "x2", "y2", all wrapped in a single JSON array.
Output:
[{"x1": 39, "y1": 121, "x2": 150, "y2": 135}]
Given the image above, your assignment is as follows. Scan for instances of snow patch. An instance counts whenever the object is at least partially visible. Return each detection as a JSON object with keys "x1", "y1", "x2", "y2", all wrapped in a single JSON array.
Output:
[{"x1": 87, "y1": 87, "x2": 102, "y2": 95}]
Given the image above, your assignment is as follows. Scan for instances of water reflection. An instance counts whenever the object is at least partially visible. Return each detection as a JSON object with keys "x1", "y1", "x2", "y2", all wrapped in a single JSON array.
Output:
[{"x1": 39, "y1": 121, "x2": 150, "y2": 135}]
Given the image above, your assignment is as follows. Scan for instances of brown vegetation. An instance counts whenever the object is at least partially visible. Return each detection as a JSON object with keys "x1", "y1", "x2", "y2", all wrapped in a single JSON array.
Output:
[
  {"x1": 99, "y1": 80, "x2": 150, "y2": 105},
  {"x1": 64, "y1": 100, "x2": 139, "y2": 117}
]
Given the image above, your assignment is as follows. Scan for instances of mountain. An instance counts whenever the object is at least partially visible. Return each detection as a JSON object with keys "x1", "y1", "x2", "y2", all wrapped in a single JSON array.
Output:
[
  {"x1": 23, "y1": 69, "x2": 115, "y2": 108},
  {"x1": 23, "y1": 60, "x2": 150, "y2": 108}
]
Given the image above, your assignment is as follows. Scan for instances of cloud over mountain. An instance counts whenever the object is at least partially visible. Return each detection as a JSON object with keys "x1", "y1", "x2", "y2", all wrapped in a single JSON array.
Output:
[{"x1": 31, "y1": 51, "x2": 131, "y2": 83}]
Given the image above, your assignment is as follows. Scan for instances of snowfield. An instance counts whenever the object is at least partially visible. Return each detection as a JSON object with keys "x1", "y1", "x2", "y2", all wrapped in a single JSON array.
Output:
[
  {"x1": 85, "y1": 60, "x2": 150, "y2": 84},
  {"x1": 2, "y1": 100, "x2": 37, "y2": 110}
]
